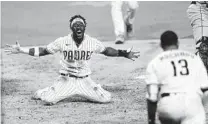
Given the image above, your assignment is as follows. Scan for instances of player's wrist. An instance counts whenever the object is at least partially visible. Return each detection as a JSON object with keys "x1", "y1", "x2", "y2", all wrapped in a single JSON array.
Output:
[
  {"x1": 19, "y1": 47, "x2": 24, "y2": 53},
  {"x1": 19, "y1": 47, "x2": 29, "y2": 54},
  {"x1": 118, "y1": 49, "x2": 129, "y2": 57}
]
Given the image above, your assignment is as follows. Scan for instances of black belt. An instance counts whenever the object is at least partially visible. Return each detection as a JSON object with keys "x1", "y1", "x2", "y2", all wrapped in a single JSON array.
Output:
[
  {"x1": 161, "y1": 93, "x2": 183, "y2": 98},
  {"x1": 161, "y1": 93, "x2": 170, "y2": 98},
  {"x1": 60, "y1": 73, "x2": 88, "y2": 79}
]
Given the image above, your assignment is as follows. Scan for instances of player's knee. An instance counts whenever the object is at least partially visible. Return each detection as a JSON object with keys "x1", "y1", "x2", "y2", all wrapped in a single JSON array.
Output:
[
  {"x1": 42, "y1": 97, "x2": 57, "y2": 105},
  {"x1": 32, "y1": 89, "x2": 45, "y2": 100},
  {"x1": 129, "y1": 4, "x2": 138, "y2": 10},
  {"x1": 111, "y1": 1, "x2": 122, "y2": 10},
  {"x1": 100, "y1": 93, "x2": 112, "y2": 103},
  {"x1": 105, "y1": 93, "x2": 112, "y2": 102},
  {"x1": 41, "y1": 92, "x2": 58, "y2": 105},
  {"x1": 128, "y1": 1, "x2": 139, "y2": 10}
]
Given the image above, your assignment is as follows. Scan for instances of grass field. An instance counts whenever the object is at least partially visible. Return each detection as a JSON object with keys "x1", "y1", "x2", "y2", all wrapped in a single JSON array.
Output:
[{"x1": 1, "y1": 1, "x2": 205, "y2": 124}]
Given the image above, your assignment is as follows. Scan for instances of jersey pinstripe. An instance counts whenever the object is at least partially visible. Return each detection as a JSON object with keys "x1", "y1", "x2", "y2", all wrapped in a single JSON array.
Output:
[
  {"x1": 39, "y1": 76, "x2": 111, "y2": 104},
  {"x1": 46, "y1": 34, "x2": 105, "y2": 77},
  {"x1": 34, "y1": 33, "x2": 111, "y2": 104}
]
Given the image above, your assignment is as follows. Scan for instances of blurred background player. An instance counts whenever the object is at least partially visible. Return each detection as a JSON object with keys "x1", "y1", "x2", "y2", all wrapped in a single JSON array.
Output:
[
  {"x1": 5, "y1": 15, "x2": 140, "y2": 105},
  {"x1": 145, "y1": 30, "x2": 208, "y2": 124},
  {"x1": 111, "y1": 1, "x2": 139, "y2": 44},
  {"x1": 187, "y1": 1, "x2": 208, "y2": 73}
]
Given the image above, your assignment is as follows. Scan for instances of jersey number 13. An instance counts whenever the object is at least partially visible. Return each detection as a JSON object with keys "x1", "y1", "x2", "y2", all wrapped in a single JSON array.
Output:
[{"x1": 171, "y1": 59, "x2": 189, "y2": 76}]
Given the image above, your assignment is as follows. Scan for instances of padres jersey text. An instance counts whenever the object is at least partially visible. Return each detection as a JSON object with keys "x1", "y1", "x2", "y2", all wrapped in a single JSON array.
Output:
[{"x1": 46, "y1": 34, "x2": 105, "y2": 77}]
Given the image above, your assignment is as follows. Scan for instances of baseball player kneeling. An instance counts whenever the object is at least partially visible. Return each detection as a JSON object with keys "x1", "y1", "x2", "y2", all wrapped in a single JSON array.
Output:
[
  {"x1": 5, "y1": 15, "x2": 140, "y2": 105},
  {"x1": 145, "y1": 30, "x2": 208, "y2": 124}
]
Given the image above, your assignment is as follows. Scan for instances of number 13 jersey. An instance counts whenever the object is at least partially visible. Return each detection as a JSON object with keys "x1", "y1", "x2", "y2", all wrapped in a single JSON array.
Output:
[{"x1": 146, "y1": 49, "x2": 208, "y2": 95}]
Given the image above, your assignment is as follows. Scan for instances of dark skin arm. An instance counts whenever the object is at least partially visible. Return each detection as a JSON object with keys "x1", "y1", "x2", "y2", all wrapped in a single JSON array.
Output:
[
  {"x1": 101, "y1": 47, "x2": 119, "y2": 56},
  {"x1": 5, "y1": 41, "x2": 51, "y2": 56},
  {"x1": 5, "y1": 42, "x2": 140, "y2": 59},
  {"x1": 101, "y1": 47, "x2": 140, "y2": 60}
]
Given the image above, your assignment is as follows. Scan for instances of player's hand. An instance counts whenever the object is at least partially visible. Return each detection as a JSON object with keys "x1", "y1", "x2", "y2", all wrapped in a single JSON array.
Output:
[
  {"x1": 4, "y1": 41, "x2": 22, "y2": 54},
  {"x1": 126, "y1": 47, "x2": 140, "y2": 61}
]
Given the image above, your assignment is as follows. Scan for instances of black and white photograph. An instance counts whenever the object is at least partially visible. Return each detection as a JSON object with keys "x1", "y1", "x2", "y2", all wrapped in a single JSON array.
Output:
[{"x1": 1, "y1": 1, "x2": 208, "y2": 124}]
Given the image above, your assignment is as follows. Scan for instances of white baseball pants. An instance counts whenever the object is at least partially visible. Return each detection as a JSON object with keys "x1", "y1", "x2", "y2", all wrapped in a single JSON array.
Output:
[
  {"x1": 157, "y1": 93, "x2": 206, "y2": 124},
  {"x1": 111, "y1": 1, "x2": 139, "y2": 37},
  {"x1": 34, "y1": 75, "x2": 111, "y2": 104},
  {"x1": 187, "y1": 3, "x2": 208, "y2": 42}
]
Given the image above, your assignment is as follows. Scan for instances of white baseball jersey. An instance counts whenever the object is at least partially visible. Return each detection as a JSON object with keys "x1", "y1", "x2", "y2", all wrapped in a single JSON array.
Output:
[
  {"x1": 46, "y1": 34, "x2": 105, "y2": 77},
  {"x1": 146, "y1": 50, "x2": 208, "y2": 95}
]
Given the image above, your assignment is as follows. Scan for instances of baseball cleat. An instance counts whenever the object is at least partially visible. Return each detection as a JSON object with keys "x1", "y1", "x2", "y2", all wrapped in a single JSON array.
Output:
[
  {"x1": 115, "y1": 40, "x2": 124, "y2": 44},
  {"x1": 115, "y1": 35, "x2": 125, "y2": 44}
]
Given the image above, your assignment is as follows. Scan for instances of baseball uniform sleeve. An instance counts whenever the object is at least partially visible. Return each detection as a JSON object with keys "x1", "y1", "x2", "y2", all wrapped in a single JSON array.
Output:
[
  {"x1": 94, "y1": 39, "x2": 106, "y2": 53},
  {"x1": 46, "y1": 37, "x2": 62, "y2": 54},
  {"x1": 145, "y1": 60, "x2": 159, "y2": 85}
]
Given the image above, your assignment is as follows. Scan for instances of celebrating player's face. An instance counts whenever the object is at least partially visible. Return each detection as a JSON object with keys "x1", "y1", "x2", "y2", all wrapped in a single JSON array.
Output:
[{"x1": 71, "y1": 21, "x2": 85, "y2": 39}]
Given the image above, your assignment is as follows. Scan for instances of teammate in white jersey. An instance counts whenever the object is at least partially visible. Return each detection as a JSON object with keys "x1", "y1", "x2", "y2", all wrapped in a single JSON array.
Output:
[
  {"x1": 111, "y1": 1, "x2": 139, "y2": 44},
  {"x1": 187, "y1": 1, "x2": 208, "y2": 73},
  {"x1": 145, "y1": 30, "x2": 208, "y2": 124},
  {"x1": 5, "y1": 15, "x2": 140, "y2": 105}
]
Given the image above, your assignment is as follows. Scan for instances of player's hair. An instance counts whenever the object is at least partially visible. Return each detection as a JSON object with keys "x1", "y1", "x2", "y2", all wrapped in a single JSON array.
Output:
[
  {"x1": 69, "y1": 15, "x2": 87, "y2": 27},
  {"x1": 160, "y1": 30, "x2": 178, "y2": 49}
]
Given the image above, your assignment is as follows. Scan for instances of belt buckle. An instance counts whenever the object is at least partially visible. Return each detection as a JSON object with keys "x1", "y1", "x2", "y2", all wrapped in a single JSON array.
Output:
[
  {"x1": 77, "y1": 75, "x2": 88, "y2": 79},
  {"x1": 61, "y1": 73, "x2": 68, "y2": 76},
  {"x1": 68, "y1": 74, "x2": 88, "y2": 79},
  {"x1": 161, "y1": 93, "x2": 170, "y2": 98}
]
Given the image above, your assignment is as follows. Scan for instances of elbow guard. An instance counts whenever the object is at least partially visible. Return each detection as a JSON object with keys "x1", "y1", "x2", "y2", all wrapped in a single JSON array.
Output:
[{"x1": 29, "y1": 47, "x2": 40, "y2": 57}]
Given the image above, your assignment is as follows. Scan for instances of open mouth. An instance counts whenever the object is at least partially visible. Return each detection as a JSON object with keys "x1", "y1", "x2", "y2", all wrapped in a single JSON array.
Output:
[{"x1": 76, "y1": 30, "x2": 83, "y2": 36}]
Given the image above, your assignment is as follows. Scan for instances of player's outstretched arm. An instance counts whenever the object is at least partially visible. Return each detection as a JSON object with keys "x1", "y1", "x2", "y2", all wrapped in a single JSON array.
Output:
[
  {"x1": 4, "y1": 41, "x2": 51, "y2": 57},
  {"x1": 101, "y1": 47, "x2": 140, "y2": 61}
]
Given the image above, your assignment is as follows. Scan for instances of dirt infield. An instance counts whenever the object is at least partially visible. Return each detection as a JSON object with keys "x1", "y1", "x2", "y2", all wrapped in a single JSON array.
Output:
[{"x1": 1, "y1": 1, "x2": 206, "y2": 124}]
